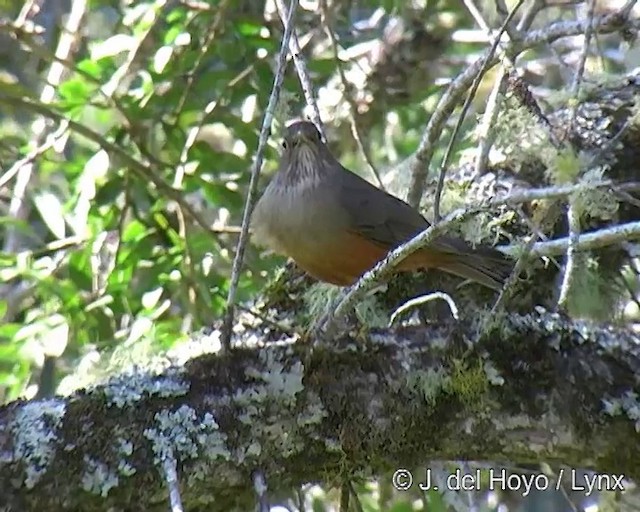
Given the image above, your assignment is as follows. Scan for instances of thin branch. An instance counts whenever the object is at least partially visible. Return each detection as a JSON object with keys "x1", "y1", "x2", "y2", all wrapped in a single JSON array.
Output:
[
  {"x1": 0, "y1": 121, "x2": 68, "y2": 190},
  {"x1": 253, "y1": 470, "x2": 269, "y2": 512},
  {"x1": 319, "y1": 0, "x2": 385, "y2": 189},
  {"x1": 15, "y1": 0, "x2": 41, "y2": 26},
  {"x1": 179, "y1": 0, "x2": 212, "y2": 11},
  {"x1": 556, "y1": 198, "x2": 582, "y2": 310},
  {"x1": 431, "y1": 0, "x2": 526, "y2": 220},
  {"x1": 406, "y1": 6, "x2": 640, "y2": 207},
  {"x1": 339, "y1": 482, "x2": 349, "y2": 512},
  {"x1": 390, "y1": 292, "x2": 459, "y2": 326},
  {"x1": 275, "y1": 0, "x2": 325, "y2": 139},
  {"x1": 473, "y1": 0, "x2": 545, "y2": 176},
  {"x1": 568, "y1": 0, "x2": 597, "y2": 125},
  {"x1": 163, "y1": 454, "x2": 184, "y2": 512},
  {"x1": 488, "y1": 235, "x2": 539, "y2": 320},
  {"x1": 220, "y1": 0, "x2": 299, "y2": 351},
  {"x1": 557, "y1": 0, "x2": 597, "y2": 310},
  {"x1": 348, "y1": 481, "x2": 364, "y2": 512},
  {"x1": 519, "y1": 221, "x2": 640, "y2": 258}
]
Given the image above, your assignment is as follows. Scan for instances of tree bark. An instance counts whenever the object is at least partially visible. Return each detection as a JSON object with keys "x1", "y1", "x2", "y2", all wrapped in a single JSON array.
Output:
[{"x1": 1, "y1": 310, "x2": 638, "y2": 510}]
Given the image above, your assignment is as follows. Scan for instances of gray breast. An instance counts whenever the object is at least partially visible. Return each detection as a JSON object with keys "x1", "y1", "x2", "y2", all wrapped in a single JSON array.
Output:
[{"x1": 251, "y1": 180, "x2": 346, "y2": 257}]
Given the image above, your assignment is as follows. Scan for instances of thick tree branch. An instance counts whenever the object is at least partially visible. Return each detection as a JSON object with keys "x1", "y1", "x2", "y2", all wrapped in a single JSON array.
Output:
[{"x1": 1, "y1": 311, "x2": 639, "y2": 510}]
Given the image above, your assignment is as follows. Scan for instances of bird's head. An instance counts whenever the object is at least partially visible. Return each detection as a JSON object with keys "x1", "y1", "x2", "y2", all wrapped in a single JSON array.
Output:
[{"x1": 277, "y1": 120, "x2": 329, "y2": 186}]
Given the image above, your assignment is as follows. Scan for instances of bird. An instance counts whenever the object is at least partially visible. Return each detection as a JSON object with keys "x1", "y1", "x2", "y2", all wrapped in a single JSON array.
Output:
[{"x1": 251, "y1": 119, "x2": 513, "y2": 290}]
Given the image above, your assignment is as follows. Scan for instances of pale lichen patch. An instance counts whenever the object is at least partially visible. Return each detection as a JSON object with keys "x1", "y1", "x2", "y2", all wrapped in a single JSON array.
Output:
[
  {"x1": 115, "y1": 437, "x2": 136, "y2": 476},
  {"x1": 233, "y1": 351, "x2": 327, "y2": 460},
  {"x1": 255, "y1": 351, "x2": 304, "y2": 400},
  {"x1": 143, "y1": 405, "x2": 230, "y2": 465},
  {"x1": 603, "y1": 390, "x2": 640, "y2": 432},
  {"x1": 11, "y1": 399, "x2": 66, "y2": 488},
  {"x1": 102, "y1": 368, "x2": 189, "y2": 408},
  {"x1": 296, "y1": 396, "x2": 327, "y2": 428},
  {"x1": 81, "y1": 456, "x2": 119, "y2": 497},
  {"x1": 483, "y1": 361, "x2": 505, "y2": 386}
]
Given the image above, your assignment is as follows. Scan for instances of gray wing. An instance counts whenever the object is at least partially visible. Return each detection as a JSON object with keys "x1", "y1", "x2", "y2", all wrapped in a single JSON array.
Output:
[
  {"x1": 338, "y1": 166, "x2": 468, "y2": 253},
  {"x1": 338, "y1": 168, "x2": 426, "y2": 247}
]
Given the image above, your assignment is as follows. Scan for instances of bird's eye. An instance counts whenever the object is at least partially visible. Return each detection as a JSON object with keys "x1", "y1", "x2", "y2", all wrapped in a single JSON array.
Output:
[{"x1": 282, "y1": 140, "x2": 288, "y2": 150}]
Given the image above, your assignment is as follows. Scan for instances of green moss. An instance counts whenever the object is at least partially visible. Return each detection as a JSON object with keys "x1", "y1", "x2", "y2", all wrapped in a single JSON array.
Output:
[
  {"x1": 446, "y1": 359, "x2": 489, "y2": 407},
  {"x1": 546, "y1": 146, "x2": 580, "y2": 185}
]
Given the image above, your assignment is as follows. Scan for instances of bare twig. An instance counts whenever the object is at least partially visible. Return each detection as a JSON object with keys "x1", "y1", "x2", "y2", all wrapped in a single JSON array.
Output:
[
  {"x1": 488, "y1": 235, "x2": 538, "y2": 318},
  {"x1": 162, "y1": 454, "x2": 184, "y2": 512},
  {"x1": 275, "y1": 0, "x2": 325, "y2": 139},
  {"x1": 557, "y1": 0, "x2": 597, "y2": 310},
  {"x1": 15, "y1": 0, "x2": 41, "y2": 26},
  {"x1": 557, "y1": 197, "x2": 582, "y2": 310},
  {"x1": 0, "y1": 121, "x2": 68, "y2": 190},
  {"x1": 390, "y1": 292, "x2": 459, "y2": 326},
  {"x1": 220, "y1": 0, "x2": 299, "y2": 351},
  {"x1": 432, "y1": 0, "x2": 526, "y2": 220},
  {"x1": 473, "y1": 0, "x2": 545, "y2": 176},
  {"x1": 339, "y1": 482, "x2": 349, "y2": 512},
  {"x1": 319, "y1": 0, "x2": 385, "y2": 189},
  {"x1": 519, "y1": 221, "x2": 640, "y2": 258},
  {"x1": 568, "y1": 0, "x2": 597, "y2": 130},
  {"x1": 406, "y1": 6, "x2": 640, "y2": 207},
  {"x1": 348, "y1": 481, "x2": 364, "y2": 512},
  {"x1": 179, "y1": 0, "x2": 212, "y2": 11}
]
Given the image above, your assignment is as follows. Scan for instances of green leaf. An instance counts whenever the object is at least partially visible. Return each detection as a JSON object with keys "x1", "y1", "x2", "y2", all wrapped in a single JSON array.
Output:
[
  {"x1": 235, "y1": 21, "x2": 262, "y2": 36},
  {"x1": 68, "y1": 251, "x2": 92, "y2": 291},
  {"x1": 122, "y1": 220, "x2": 150, "y2": 243},
  {"x1": 199, "y1": 180, "x2": 243, "y2": 210},
  {"x1": 58, "y1": 77, "x2": 95, "y2": 108},
  {"x1": 76, "y1": 59, "x2": 103, "y2": 79},
  {"x1": 0, "y1": 322, "x2": 19, "y2": 341}
]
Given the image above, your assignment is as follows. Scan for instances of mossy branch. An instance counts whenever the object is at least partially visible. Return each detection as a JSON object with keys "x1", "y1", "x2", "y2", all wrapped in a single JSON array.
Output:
[{"x1": 1, "y1": 310, "x2": 639, "y2": 510}]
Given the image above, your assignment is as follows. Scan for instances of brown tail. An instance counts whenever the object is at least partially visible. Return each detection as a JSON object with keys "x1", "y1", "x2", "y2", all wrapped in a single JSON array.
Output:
[{"x1": 437, "y1": 248, "x2": 514, "y2": 291}]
